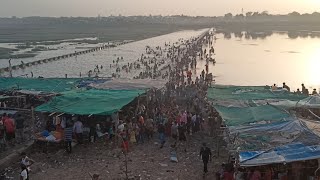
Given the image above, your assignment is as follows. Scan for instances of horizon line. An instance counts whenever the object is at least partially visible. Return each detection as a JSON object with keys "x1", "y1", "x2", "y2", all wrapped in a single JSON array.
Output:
[{"x1": 1, "y1": 11, "x2": 320, "y2": 19}]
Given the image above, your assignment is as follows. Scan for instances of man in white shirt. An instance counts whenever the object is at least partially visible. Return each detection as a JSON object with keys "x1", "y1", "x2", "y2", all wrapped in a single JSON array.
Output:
[
  {"x1": 20, "y1": 164, "x2": 28, "y2": 180},
  {"x1": 73, "y1": 120, "x2": 83, "y2": 144}
]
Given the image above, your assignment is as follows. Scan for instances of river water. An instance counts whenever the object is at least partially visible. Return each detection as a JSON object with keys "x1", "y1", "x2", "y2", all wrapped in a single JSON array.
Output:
[
  {"x1": 196, "y1": 31, "x2": 320, "y2": 92},
  {"x1": 3, "y1": 29, "x2": 207, "y2": 78},
  {"x1": 2, "y1": 30, "x2": 320, "y2": 92}
]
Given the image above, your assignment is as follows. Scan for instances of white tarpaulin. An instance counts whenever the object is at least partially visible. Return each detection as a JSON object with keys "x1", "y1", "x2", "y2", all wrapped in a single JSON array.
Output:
[{"x1": 90, "y1": 78, "x2": 167, "y2": 90}]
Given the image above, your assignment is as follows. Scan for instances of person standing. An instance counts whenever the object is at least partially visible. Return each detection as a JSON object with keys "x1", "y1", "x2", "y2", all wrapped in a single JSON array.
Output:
[
  {"x1": 20, "y1": 152, "x2": 35, "y2": 169},
  {"x1": 171, "y1": 122, "x2": 178, "y2": 147},
  {"x1": 158, "y1": 123, "x2": 166, "y2": 148},
  {"x1": 4, "y1": 114, "x2": 15, "y2": 146},
  {"x1": 0, "y1": 120, "x2": 6, "y2": 151},
  {"x1": 64, "y1": 122, "x2": 73, "y2": 153},
  {"x1": 20, "y1": 164, "x2": 29, "y2": 180},
  {"x1": 200, "y1": 143, "x2": 212, "y2": 174},
  {"x1": 89, "y1": 121, "x2": 97, "y2": 143},
  {"x1": 282, "y1": 82, "x2": 290, "y2": 92},
  {"x1": 15, "y1": 114, "x2": 25, "y2": 144},
  {"x1": 73, "y1": 119, "x2": 83, "y2": 144},
  {"x1": 178, "y1": 122, "x2": 188, "y2": 152},
  {"x1": 205, "y1": 64, "x2": 209, "y2": 74}
]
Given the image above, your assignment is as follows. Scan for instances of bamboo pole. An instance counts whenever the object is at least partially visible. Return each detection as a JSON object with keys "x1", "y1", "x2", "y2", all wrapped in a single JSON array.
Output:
[{"x1": 31, "y1": 106, "x2": 35, "y2": 133}]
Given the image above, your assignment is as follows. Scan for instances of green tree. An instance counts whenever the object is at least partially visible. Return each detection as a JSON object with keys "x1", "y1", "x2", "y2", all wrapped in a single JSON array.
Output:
[
  {"x1": 224, "y1": 13, "x2": 233, "y2": 19},
  {"x1": 246, "y1": 12, "x2": 253, "y2": 17},
  {"x1": 289, "y1": 11, "x2": 300, "y2": 16}
]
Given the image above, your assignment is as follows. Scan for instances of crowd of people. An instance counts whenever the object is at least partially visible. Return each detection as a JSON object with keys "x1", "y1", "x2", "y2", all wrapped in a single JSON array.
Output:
[
  {"x1": 271, "y1": 82, "x2": 319, "y2": 95},
  {"x1": 0, "y1": 113, "x2": 26, "y2": 152},
  {"x1": 1, "y1": 31, "x2": 226, "y2": 179}
]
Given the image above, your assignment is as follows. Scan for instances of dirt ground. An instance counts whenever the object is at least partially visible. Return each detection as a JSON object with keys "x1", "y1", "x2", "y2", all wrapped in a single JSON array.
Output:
[{"x1": 4, "y1": 127, "x2": 228, "y2": 180}]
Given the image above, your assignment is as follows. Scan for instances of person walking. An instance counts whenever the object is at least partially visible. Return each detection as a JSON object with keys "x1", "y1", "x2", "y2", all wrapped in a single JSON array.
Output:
[{"x1": 200, "y1": 143, "x2": 212, "y2": 174}]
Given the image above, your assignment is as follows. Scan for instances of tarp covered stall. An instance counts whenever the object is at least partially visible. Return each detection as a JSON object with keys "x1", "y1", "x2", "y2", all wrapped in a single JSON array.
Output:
[
  {"x1": 90, "y1": 78, "x2": 167, "y2": 90},
  {"x1": 208, "y1": 85, "x2": 306, "y2": 102},
  {"x1": 297, "y1": 95, "x2": 320, "y2": 108},
  {"x1": 35, "y1": 89, "x2": 144, "y2": 115},
  {"x1": 270, "y1": 95, "x2": 320, "y2": 109},
  {"x1": 0, "y1": 110, "x2": 18, "y2": 115},
  {"x1": 0, "y1": 95, "x2": 15, "y2": 100},
  {"x1": 77, "y1": 78, "x2": 111, "y2": 88},
  {"x1": 240, "y1": 143, "x2": 320, "y2": 167},
  {"x1": 0, "y1": 78, "x2": 82, "y2": 93},
  {"x1": 229, "y1": 120, "x2": 320, "y2": 151},
  {"x1": 214, "y1": 105, "x2": 290, "y2": 126}
]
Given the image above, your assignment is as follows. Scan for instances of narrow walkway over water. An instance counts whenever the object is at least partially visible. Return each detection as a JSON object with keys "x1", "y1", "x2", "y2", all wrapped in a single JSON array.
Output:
[{"x1": 0, "y1": 41, "x2": 129, "y2": 75}]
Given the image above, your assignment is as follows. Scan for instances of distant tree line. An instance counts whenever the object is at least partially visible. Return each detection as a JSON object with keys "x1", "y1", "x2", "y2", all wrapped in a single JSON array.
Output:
[{"x1": 1, "y1": 11, "x2": 320, "y2": 43}]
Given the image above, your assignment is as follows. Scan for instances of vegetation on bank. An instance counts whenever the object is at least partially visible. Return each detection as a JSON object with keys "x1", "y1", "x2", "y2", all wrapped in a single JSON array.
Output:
[
  {"x1": 0, "y1": 47, "x2": 37, "y2": 59},
  {"x1": 1, "y1": 11, "x2": 320, "y2": 43},
  {"x1": 0, "y1": 20, "x2": 207, "y2": 43}
]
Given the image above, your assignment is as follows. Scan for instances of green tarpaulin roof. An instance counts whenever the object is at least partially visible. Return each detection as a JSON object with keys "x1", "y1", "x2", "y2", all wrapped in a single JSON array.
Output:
[
  {"x1": 35, "y1": 89, "x2": 144, "y2": 115},
  {"x1": 208, "y1": 85, "x2": 307, "y2": 101},
  {"x1": 207, "y1": 85, "x2": 299, "y2": 126},
  {"x1": 0, "y1": 77, "x2": 82, "y2": 93},
  {"x1": 214, "y1": 105, "x2": 290, "y2": 126}
]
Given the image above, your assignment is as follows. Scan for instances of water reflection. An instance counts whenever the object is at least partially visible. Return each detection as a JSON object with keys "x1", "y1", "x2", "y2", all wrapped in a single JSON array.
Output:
[
  {"x1": 217, "y1": 30, "x2": 320, "y2": 40},
  {"x1": 198, "y1": 31, "x2": 320, "y2": 91}
]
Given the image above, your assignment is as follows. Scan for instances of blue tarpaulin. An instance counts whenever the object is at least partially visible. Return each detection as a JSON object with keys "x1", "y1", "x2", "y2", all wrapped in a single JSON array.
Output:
[
  {"x1": 230, "y1": 120, "x2": 320, "y2": 151},
  {"x1": 240, "y1": 143, "x2": 320, "y2": 167}
]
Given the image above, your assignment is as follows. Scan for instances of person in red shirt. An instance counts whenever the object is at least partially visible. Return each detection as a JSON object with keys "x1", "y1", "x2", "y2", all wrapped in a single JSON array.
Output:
[
  {"x1": 3, "y1": 114, "x2": 15, "y2": 146},
  {"x1": 223, "y1": 171, "x2": 234, "y2": 180},
  {"x1": 222, "y1": 163, "x2": 235, "y2": 180}
]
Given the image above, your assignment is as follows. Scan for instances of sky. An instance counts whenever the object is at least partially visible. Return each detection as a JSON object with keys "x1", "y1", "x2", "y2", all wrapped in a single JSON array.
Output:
[{"x1": 1, "y1": 0, "x2": 320, "y2": 17}]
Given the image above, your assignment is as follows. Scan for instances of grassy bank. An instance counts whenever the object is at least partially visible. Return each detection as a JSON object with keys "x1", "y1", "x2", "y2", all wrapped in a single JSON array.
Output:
[{"x1": 0, "y1": 23, "x2": 208, "y2": 43}]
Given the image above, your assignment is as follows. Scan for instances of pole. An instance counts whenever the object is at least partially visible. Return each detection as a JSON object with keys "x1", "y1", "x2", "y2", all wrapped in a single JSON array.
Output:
[
  {"x1": 124, "y1": 150, "x2": 128, "y2": 180},
  {"x1": 31, "y1": 106, "x2": 35, "y2": 133},
  {"x1": 216, "y1": 135, "x2": 220, "y2": 157},
  {"x1": 9, "y1": 59, "x2": 12, "y2": 77}
]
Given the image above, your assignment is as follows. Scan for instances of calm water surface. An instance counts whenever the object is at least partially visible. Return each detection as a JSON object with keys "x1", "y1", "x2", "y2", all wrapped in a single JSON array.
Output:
[{"x1": 196, "y1": 32, "x2": 320, "y2": 91}]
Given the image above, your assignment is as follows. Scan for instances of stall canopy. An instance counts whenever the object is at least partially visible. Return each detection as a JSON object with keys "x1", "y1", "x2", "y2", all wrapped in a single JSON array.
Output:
[
  {"x1": 214, "y1": 105, "x2": 290, "y2": 126},
  {"x1": 90, "y1": 78, "x2": 167, "y2": 90},
  {"x1": 0, "y1": 110, "x2": 18, "y2": 115},
  {"x1": 0, "y1": 77, "x2": 82, "y2": 93},
  {"x1": 35, "y1": 89, "x2": 144, "y2": 115},
  {"x1": 229, "y1": 120, "x2": 320, "y2": 151},
  {"x1": 270, "y1": 95, "x2": 320, "y2": 109},
  {"x1": 208, "y1": 85, "x2": 306, "y2": 102},
  {"x1": 240, "y1": 143, "x2": 320, "y2": 167}
]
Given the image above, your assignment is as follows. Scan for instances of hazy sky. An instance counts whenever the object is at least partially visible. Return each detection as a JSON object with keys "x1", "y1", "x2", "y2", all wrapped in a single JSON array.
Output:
[{"x1": 1, "y1": 0, "x2": 320, "y2": 17}]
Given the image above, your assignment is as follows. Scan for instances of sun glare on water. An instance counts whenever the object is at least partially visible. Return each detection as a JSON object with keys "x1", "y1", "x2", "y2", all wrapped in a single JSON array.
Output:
[{"x1": 306, "y1": 49, "x2": 320, "y2": 87}]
